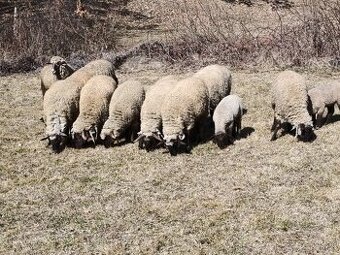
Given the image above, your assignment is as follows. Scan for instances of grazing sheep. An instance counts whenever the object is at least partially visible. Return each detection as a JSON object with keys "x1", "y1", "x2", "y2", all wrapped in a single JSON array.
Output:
[
  {"x1": 213, "y1": 95, "x2": 247, "y2": 149},
  {"x1": 42, "y1": 59, "x2": 118, "y2": 152},
  {"x1": 43, "y1": 79, "x2": 82, "y2": 152},
  {"x1": 193, "y1": 64, "x2": 232, "y2": 115},
  {"x1": 135, "y1": 75, "x2": 178, "y2": 151},
  {"x1": 271, "y1": 70, "x2": 315, "y2": 142},
  {"x1": 308, "y1": 81, "x2": 340, "y2": 128},
  {"x1": 71, "y1": 75, "x2": 118, "y2": 148},
  {"x1": 40, "y1": 56, "x2": 74, "y2": 96},
  {"x1": 161, "y1": 76, "x2": 210, "y2": 156},
  {"x1": 100, "y1": 79, "x2": 145, "y2": 147}
]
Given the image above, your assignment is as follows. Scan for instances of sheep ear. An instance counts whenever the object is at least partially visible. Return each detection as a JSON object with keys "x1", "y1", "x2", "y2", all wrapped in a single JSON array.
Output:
[
  {"x1": 156, "y1": 130, "x2": 164, "y2": 139},
  {"x1": 134, "y1": 134, "x2": 145, "y2": 143},
  {"x1": 152, "y1": 133, "x2": 163, "y2": 142},
  {"x1": 179, "y1": 133, "x2": 185, "y2": 140}
]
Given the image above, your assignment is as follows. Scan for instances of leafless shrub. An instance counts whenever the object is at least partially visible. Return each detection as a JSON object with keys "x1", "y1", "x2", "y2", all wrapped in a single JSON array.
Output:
[
  {"x1": 152, "y1": 0, "x2": 340, "y2": 68},
  {"x1": 0, "y1": 1, "x2": 126, "y2": 74},
  {"x1": 1, "y1": 0, "x2": 340, "y2": 73}
]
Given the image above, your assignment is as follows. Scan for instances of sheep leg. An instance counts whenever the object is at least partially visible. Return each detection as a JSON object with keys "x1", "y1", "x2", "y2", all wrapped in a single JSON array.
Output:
[
  {"x1": 235, "y1": 115, "x2": 242, "y2": 137},
  {"x1": 129, "y1": 121, "x2": 141, "y2": 142},
  {"x1": 228, "y1": 126, "x2": 235, "y2": 144},
  {"x1": 325, "y1": 105, "x2": 335, "y2": 124},
  {"x1": 271, "y1": 114, "x2": 278, "y2": 131},
  {"x1": 315, "y1": 107, "x2": 328, "y2": 128},
  {"x1": 270, "y1": 116, "x2": 281, "y2": 141}
]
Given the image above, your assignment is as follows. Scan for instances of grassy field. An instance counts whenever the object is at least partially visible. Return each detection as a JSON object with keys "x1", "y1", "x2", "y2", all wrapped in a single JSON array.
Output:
[{"x1": 1, "y1": 63, "x2": 340, "y2": 254}]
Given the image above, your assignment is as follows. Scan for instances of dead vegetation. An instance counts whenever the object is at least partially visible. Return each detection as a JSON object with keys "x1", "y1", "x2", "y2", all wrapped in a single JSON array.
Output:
[
  {"x1": 1, "y1": 67, "x2": 340, "y2": 254},
  {"x1": 1, "y1": 0, "x2": 340, "y2": 254},
  {"x1": 2, "y1": 0, "x2": 340, "y2": 75}
]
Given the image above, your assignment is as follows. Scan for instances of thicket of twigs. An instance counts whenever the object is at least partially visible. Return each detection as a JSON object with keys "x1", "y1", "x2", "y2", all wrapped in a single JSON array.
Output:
[{"x1": 1, "y1": 0, "x2": 340, "y2": 74}]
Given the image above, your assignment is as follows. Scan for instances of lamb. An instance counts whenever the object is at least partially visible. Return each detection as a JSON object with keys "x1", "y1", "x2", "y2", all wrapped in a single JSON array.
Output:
[
  {"x1": 161, "y1": 76, "x2": 210, "y2": 156},
  {"x1": 71, "y1": 75, "x2": 118, "y2": 148},
  {"x1": 100, "y1": 79, "x2": 145, "y2": 147},
  {"x1": 193, "y1": 64, "x2": 232, "y2": 115},
  {"x1": 42, "y1": 59, "x2": 118, "y2": 152},
  {"x1": 213, "y1": 95, "x2": 247, "y2": 149},
  {"x1": 40, "y1": 56, "x2": 75, "y2": 96},
  {"x1": 308, "y1": 81, "x2": 340, "y2": 128},
  {"x1": 135, "y1": 75, "x2": 178, "y2": 151},
  {"x1": 271, "y1": 70, "x2": 315, "y2": 142}
]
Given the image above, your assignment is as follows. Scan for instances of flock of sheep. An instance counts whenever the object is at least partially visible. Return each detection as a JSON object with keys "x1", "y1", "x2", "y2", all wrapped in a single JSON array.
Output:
[{"x1": 40, "y1": 56, "x2": 340, "y2": 155}]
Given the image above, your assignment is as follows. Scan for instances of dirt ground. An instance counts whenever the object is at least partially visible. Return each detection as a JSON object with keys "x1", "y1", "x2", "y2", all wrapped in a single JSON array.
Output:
[{"x1": 1, "y1": 62, "x2": 340, "y2": 254}]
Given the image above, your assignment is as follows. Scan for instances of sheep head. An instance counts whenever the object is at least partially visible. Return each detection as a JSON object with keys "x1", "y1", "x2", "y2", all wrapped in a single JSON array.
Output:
[
  {"x1": 295, "y1": 123, "x2": 316, "y2": 142},
  {"x1": 135, "y1": 130, "x2": 163, "y2": 152},
  {"x1": 71, "y1": 125, "x2": 98, "y2": 149},
  {"x1": 49, "y1": 56, "x2": 74, "y2": 80},
  {"x1": 42, "y1": 115, "x2": 68, "y2": 153},
  {"x1": 59, "y1": 63, "x2": 74, "y2": 79},
  {"x1": 100, "y1": 128, "x2": 122, "y2": 148},
  {"x1": 213, "y1": 131, "x2": 234, "y2": 149},
  {"x1": 163, "y1": 132, "x2": 187, "y2": 156}
]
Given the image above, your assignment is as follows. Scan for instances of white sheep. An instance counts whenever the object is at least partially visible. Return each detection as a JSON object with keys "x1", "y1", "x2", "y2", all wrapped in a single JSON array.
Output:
[
  {"x1": 308, "y1": 81, "x2": 340, "y2": 128},
  {"x1": 40, "y1": 56, "x2": 74, "y2": 96},
  {"x1": 213, "y1": 95, "x2": 247, "y2": 148},
  {"x1": 100, "y1": 79, "x2": 145, "y2": 147},
  {"x1": 161, "y1": 76, "x2": 210, "y2": 156},
  {"x1": 193, "y1": 64, "x2": 232, "y2": 115},
  {"x1": 42, "y1": 59, "x2": 118, "y2": 152},
  {"x1": 135, "y1": 75, "x2": 178, "y2": 151},
  {"x1": 71, "y1": 75, "x2": 118, "y2": 148},
  {"x1": 271, "y1": 70, "x2": 315, "y2": 141}
]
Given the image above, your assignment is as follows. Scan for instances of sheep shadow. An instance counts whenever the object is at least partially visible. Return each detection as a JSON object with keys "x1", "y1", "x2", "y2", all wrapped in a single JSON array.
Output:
[
  {"x1": 325, "y1": 114, "x2": 340, "y2": 126},
  {"x1": 237, "y1": 127, "x2": 255, "y2": 140}
]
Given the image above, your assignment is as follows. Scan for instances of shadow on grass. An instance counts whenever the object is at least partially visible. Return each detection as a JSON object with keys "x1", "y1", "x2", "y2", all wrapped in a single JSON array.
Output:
[
  {"x1": 238, "y1": 127, "x2": 255, "y2": 140},
  {"x1": 325, "y1": 114, "x2": 340, "y2": 125}
]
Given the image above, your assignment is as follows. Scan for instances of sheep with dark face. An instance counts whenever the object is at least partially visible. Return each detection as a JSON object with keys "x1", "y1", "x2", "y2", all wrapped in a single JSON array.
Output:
[
  {"x1": 213, "y1": 95, "x2": 247, "y2": 149},
  {"x1": 40, "y1": 56, "x2": 74, "y2": 96},
  {"x1": 271, "y1": 70, "x2": 315, "y2": 142},
  {"x1": 161, "y1": 76, "x2": 210, "y2": 156},
  {"x1": 71, "y1": 75, "x2": 117, "y2": 148},
  {"x1": 42, "y1": 59, "x2": 117, "y2": 152},
  {"x1": 135, "y1": 75, "x2": 178, "y2": 151},
  {"x1": 100, "y1": 79, "x2": 145, "y2": 147},
  {"x1": 308, "y1": 81, "x2": 340, "y2": 128}
]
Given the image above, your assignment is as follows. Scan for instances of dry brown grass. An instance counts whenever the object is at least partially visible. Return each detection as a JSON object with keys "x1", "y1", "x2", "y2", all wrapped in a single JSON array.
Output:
[{"x1": 1, "y1": 63, "x2": 340, "y2": 254}]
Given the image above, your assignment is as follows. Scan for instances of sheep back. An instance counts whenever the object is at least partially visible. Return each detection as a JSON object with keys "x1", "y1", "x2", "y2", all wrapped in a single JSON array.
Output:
[
  {"x1": 161, "y1": 76, "x2": 209, "y2": 137},
  {"x1": 83, "y1": 59, "x2": 118, "y2": 84},
  {"x1": 140, "y1": 75, "x2": 178, "y2": 135},
  {"x1": 213, "y1": 94, "x2": 245, "y2": 135},
  {"x1": 72, "y1": 75, "x2": 118, "y2": 134},
  {"x1": 101, "y1": 79, "x2": 145, "y2": 141},
  {"x1": 308, "y1": 81, "x2": 340, "y2": 112},
  {"x1": 193, "y1": 64, "x2": 232, "y2": 112},
  {"x1": 271, "y1": 70, "x2": 312, "y2": 127}
]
